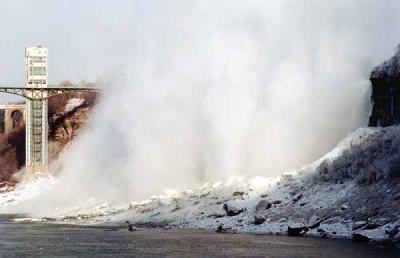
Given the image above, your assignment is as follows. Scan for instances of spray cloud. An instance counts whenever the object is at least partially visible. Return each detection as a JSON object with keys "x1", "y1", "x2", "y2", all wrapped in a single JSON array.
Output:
[{"x1": 2, "y1": 0, "x2": 400, "y2": 212}]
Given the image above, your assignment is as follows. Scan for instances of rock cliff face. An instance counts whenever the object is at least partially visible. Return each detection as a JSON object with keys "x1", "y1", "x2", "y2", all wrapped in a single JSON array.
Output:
[
  {"x1": 48, "y1": 96, "x2": 96, "y2": 161},
  {"x1": 0, "y1": 83, "x2": 97, "y2": 183},
  {"x1": 369, "y1": 46, "x2": 400, "y2": 126}
]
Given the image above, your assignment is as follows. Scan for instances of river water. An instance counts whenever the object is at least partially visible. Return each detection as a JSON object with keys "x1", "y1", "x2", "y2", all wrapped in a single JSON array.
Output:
[{"x1": 0, "y1": 214, "x2": 399, "y2": 257}]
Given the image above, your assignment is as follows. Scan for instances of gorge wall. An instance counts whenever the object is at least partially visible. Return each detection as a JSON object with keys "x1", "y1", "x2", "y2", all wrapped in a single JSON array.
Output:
[
  {"x1": 369, "y1": 46, "x2": 400, "y2": 127},
  {"x1": 0, "y1": 82, "x2": 97, "y2": 184}
]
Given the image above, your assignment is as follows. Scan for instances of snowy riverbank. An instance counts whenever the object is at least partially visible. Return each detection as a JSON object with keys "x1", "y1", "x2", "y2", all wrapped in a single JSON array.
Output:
[{"x1": 1, "y1": 126, "x2": 400, "y2": 244}]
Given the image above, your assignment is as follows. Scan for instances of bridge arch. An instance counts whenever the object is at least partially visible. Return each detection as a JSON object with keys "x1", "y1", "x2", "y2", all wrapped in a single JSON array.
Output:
[
  {"x1": 11, "y1": 109, "x2": 24, "y2": 130},
  {"x1": 0, "y1": 104, "x2": 26, "y2": 134}
]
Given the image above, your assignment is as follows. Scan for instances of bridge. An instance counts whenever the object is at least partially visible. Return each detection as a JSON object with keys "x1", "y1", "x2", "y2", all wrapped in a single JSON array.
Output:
[
  {"x1": 0, "y1": 46, "x2": 99, "y2": 177},
  {"x1": 0, "y1": 86, "x2": 99, "y2": 100},
  {"x1": 0, "y1": 104, "x2": 26, "y2": 134}
]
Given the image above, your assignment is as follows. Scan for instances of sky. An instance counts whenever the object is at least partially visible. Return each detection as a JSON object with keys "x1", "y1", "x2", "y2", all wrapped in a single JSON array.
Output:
[
  {"x1": 2, "y1": 0, "x2": 400, "y2": 208},
  {"x1": 0, "y1": 1, "x2": 399, "y2": 85}
]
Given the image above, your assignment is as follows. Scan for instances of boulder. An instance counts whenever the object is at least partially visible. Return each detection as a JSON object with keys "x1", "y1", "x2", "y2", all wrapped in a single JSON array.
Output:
[
  {"x1": 232, "y1": 191, "x2": 245, "y2": 197},
  {"x1": 254, "y1": 214, "x2": 266, "y2": 225},
  {"x1": 216, "y1": 223, "x2": 227, "y2": 233},
  {"x1": 363, "y1": 223, "x2": 379, "y2": 230},
  {"x1": 308, "y1": 216, "x2": 322, "y2": 229},
  {"x1": 223, "y1": 203, "x2": 243, "y2": 216},
  {"x1": 260, "y1": 192, "x2": 268, "y2": 198},
  {"x1": 352, "y1": 221, "x2": 367, "y2": 230},
  {"x1": 208, "y1": 213, "x2": 225, "y2": 218},
  {"x1": 292, "y1": 193, "x2": 303, "y2": 204},
  {"x1": 352, "y1": 233, "x2": 370, "y2": 242},
  {"x1": 126, "y1": 221, "x2": 138, "y2": 232},
  {"x1": 386, "y1": 222, "x2": 400, "y2": 239},
  {"x1": 288, "y1": 223, "x2": 308, "y2": 236},
  {"x1": 318, "y1": 230, "x2": 328, "y2": 238},
  {"x1": 255, "y1": 200, "x2": 271, "y2": 212},
  {"x1": 340, "y1": 204, "x2": 349, "y2": 211}
]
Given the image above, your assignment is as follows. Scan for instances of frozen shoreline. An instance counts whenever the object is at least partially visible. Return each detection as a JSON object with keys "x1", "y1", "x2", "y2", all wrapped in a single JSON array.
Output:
[{"x1": 1, "y1": 126, "x2": 400, "y2": 245}]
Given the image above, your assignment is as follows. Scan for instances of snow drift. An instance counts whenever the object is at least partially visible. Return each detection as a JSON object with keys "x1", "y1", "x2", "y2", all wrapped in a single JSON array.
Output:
[{"x1": 2, "y1": 125, "x2": 400, "y2": 244}]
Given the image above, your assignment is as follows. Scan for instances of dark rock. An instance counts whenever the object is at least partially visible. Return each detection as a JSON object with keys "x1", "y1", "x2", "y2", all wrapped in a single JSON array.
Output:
[
  {"x1": 126, "y1": 221, "x2": 138, "y2": 231},
  {"x1": 340, "y1": 204, "x2": 349, "y2": 211},
  {"x1": 273, "y1": 200, "x2": 282, "y2": 205},
  {"x1": 288, "y1": 224, "x2": 308, "y2": 236},
  {"x1": 352, "y1": 233, "x2": 370, "y2": 242},
  {"x1": 215, "y1": 199, "x2": 228, "y2": 205},
  {"x1": 232, "y1": 191, "x2": 245, "y2": 197},
  {"x1": 200, "y1": 192, "x2": 211, "y2": 198},
  {"x1": 216, "y1": 223, "x2": 227, "y2": 233},
  {"x1": 386, "y1": 222, "x2": 400, "y2": 238},
  {"x1": 133, "y1": 220, "x2": 170, "y2": 228},
  {"x1": 308, "y1": 216, "x2": 323, "y2": 229},
  {"x1": 363, "y1": 223, "x2": 379, "y2": 230},
  {"x1": 289, "y1": 191, "x2": 297, "y2": 196},
  {"x1": 369, "y1": 46, "x2": 400, "y2": 127},
  {"x1": 353, "y1": 221, "x2": 367, "y2": 230},
  {"x1": 361, "y1": 218, "x2": 389, "y2": 230},
  {"x1": 208, "y1": 213, "x2": 225, "y2": 218},
  {"x1": 292, "y1": 193, "x2": 303, "y2": 204},
  {"x1": 370, "y1": 218, "x2": 391, "y2": 227},
  {"x1": 171, "y1": 206, "x2": 180, "y2": 212},
  {"x1": 254, "y1": 214, "x2": 266, "y2": 225},
  {"x1": 223, "y1": 203, "x2": 243, "y2": 216},
  {"x1": 255, "y1": 200, "x2": 271, "y2": 212}
]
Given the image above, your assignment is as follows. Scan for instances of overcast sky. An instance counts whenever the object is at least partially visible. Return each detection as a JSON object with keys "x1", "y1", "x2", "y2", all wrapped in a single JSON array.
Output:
[{"x1": 1, "y1": 0, "x2": 400, "y2": 103}]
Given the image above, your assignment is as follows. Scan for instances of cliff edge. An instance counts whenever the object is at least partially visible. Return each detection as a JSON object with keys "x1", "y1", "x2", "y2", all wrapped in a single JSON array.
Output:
[{"x1": 369, "y1": 46, "x2": 400, "y2": 126}]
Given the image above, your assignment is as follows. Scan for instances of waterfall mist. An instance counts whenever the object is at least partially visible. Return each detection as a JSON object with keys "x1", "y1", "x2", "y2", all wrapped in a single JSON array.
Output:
[{"x1": 2, "y1": 0, "x2": 400, "y2": 213}]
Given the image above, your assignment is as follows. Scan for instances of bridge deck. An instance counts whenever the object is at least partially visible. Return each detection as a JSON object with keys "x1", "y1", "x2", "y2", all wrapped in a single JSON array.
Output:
[{"x1": 0, "y1": 86, "x2": 100, "y2": 100}]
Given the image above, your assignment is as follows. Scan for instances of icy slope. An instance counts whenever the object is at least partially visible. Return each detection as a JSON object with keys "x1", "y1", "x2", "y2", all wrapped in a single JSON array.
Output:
[{"x1": 1, "y1": 126, "x2": 400, "y2": 243}]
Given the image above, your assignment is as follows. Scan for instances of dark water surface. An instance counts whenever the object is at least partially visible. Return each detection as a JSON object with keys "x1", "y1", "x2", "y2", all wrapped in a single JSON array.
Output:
[{"x1": 0, "y1": 214, "x2": 399, "y2": 258}]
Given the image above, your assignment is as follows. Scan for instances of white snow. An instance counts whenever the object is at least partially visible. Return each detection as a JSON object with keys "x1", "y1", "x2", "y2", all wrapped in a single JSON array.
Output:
[
  {"x1": 1, "y1": 126, "x2": 400, "y2": 244},
  {"x1": 64, "y1": 98, "x2": 85, "y2": 112},
  {"x1": 0, "y1": 176, "x2": 56, "y2": 208}
]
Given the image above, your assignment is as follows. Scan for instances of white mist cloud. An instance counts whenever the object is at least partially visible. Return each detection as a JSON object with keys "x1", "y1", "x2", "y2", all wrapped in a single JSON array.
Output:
[{"x1": 2, "y1": 0, "x2": 400, "y2": 213}]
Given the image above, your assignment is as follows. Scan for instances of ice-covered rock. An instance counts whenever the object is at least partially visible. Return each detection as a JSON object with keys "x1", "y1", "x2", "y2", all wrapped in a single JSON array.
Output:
[
  {"x1": 254, "y1": 200, "x2": 271, "y2": 212},
  {"x1": 353, "y1": 221, "x2": 367, "y2": 230},
  {"x1": 254, "y1": 214, "x2": 266, "y2": 225},
  {"x1": 308, "y1": 216, "x2": 322, "y2": 229},
  {"x1": 223, "y1": 203, "x2": 243, "y2": 216},
  {"x1": 292, "y1": 193, "x2": 303, "y2": 204},
  {"x1": 288, "y1": 222, "x2": 308, "y2": 236}
]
